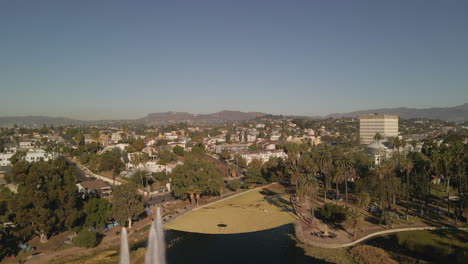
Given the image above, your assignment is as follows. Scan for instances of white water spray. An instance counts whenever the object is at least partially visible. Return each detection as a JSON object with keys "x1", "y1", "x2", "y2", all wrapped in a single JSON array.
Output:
[
  {"x1": 119, "y1": 227, "x2": 130, "y2": 264},
  {"x1": 145, "y1": 207, "x2": 166, "y2": 264}
]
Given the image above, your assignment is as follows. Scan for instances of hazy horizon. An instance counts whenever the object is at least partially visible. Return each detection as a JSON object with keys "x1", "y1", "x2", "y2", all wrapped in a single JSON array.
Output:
[
  {"x1": 2, "y1": 0, "x2": 468, "y2": 120},
  {"x1": 0, "y1": 102, "x2": 466, "y2": 121}
]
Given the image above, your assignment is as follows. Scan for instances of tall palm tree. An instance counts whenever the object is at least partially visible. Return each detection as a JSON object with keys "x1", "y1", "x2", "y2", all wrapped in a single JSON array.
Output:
[
  {"x1": 297, "y1": 174, "x2": 319, "y2": 219},
  {"x1": 440, "y1": 145, "x2": 454, "y2": 217},
  {"x1": 335, "y1": 153, "x2": 355, "y2": 207},
  {"x1": 317, "y1": 147, "x2": 333, "y2": 201},
  {"x1": 376, "y1": 159, "x2": 395, "y2": 210},
  {"x1": 401, "y1": 157, "x2": 414, "y2": 220},
  {"x1": 374, "y1": 133, "x2": 383, "y2": 143},
  {"x1": 131, "y1": 153, "x2": 150, "y2": 196}
]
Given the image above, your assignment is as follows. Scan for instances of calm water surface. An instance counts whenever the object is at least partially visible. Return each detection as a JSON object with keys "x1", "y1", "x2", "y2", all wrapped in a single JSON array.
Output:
[{"x1": 165, "y1": 224, "x2": 322, "y2": 264}]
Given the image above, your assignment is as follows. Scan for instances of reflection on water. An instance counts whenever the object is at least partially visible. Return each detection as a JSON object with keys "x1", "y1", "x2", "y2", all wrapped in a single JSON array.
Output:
[{"x1": 164, "y1": 224, "x2": 320, "y2": 264}]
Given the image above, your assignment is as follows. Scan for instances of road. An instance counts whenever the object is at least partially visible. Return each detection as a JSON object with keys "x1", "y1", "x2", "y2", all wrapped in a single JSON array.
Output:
[{"x1": 67, "y1": 157, "x2": 123, "y2": 186}]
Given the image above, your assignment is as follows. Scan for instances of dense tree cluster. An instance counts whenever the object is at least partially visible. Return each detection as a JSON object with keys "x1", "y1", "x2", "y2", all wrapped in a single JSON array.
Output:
[
  {"x1": 8, "y1": 158, "x2": 84, "y2": 242},
  {"x1": 71, "y1": 144, "x2": 125, "y2": 176},
  {"x1": 0, "y1": 157, "x2": 147, "y2": 259},
  {"x1": 171, "y1": 156, "x2": 224, "y2": 205}
]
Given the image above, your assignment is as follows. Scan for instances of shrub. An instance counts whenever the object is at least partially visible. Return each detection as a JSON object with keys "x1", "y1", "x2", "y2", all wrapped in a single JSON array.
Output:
[
  {"x1": 380, "y1": 210, "x2": 397, "y2": 226},
  {"x1": 240, "y1": 183, "x2": 250, "y2": 189},
  {"x1": 356, "y1": 191, "x2": 371, "y2": 209},
  {"x1": 227, "y1": 179, "x2": 240, "y2": 191},
  {"x1": 351, "y1": 245, "x2": 398, "y2": 264},
  {"x1": 73, "y1": 230, "x2": 101, "y2": 248},
  {"x1": 152, "y1": 172, "x2": 169, "y2": 183},
  {"x1": 319, "y1": 203, "x2": 348, "y2": 224}
]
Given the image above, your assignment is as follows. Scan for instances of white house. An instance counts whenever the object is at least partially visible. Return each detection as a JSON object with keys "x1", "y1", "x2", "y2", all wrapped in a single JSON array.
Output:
[
  {"x1": 304, "y1": 129, "x2": 315, "y2": 136},
  {"x1": 101, "y1": 143, "x2": 129, "y2": 153},
  {"x1": 0, "y1": 148, "x2": 55, "y2": 166},
  {"x1": 264, "y1": 143, "x2": 276, "y2": 150},
  {"x1": 24, "y1": 149, "x2": 53, "y2": 163},
  {"x1": 143, "y1": 162, "x2": 167, "y2": 173},
  {"x1": 111, "y1": 132, "x2": 123, "y2": 143},
  {"x1": 146, "y1": 139, "x2": 157, "y2": 147},
  {"x1": 0, "y1": 153, "x2": 14, "y2": 166},
  {"x1": 235, "y1": 150, "x2": 288, "y2": 165},
  {"x1": 246, "y1": 135, "x2": 257, "y2": 142},
  {"x1": 19, "y1": 141, "x2": 33, "y2": 149},
  {"x1": 164, "y1": 132, "x2": 178, "y2": 140},
  {"x1": 270, "y1": 134, "x2": 281, "y2": 141},
  {"x1": 76, "y1": 180, "x2": 112, "y2": 198}
]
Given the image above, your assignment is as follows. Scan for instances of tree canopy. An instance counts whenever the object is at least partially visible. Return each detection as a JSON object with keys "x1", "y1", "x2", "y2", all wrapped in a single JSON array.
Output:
[
  {"x1": 84, "y1": 198, "x2": 112, "y2": 229},
  {"x1": 171, "y1": 156, "x2": 224, "y2": 204},
  {"x1": 8, "y1": 158, "x2": 83, "y2": 242},
  {"x1": 111, "y1": 183, "x2": 143, "y2": 228}
]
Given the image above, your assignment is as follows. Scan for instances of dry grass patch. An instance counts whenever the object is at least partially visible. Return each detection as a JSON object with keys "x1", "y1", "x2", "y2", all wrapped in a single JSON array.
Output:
[
  {"x1": 296, "y1": 242, "x2": 357, "y2": 264},
  {"x1": 351, "y1": 245, "x2": 398, "y2": 264}
]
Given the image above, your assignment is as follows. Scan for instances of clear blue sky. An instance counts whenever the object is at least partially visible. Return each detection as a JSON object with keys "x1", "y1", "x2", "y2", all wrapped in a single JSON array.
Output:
[{"x1": 1, "y1": 0, "x2": 467, "y2": 120}]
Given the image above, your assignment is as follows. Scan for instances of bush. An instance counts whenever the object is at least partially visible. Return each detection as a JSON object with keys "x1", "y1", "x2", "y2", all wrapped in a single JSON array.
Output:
[
  {"x1": 73, "y1": 230, "x2": 101, "y2": 248},
  {"x1": 319, "y1": 203, "x2": 348, "y2": 224},
  {"x1": 356, "y1": 191, "x2": 371, "y2": 209},
  {"x1": 152, "y1": 172, "x2": 169, "y2": 183},
  {"x1": 227, "y1": 179, "x2": 240, "y2": 191},
  {"x1": 240, "y1": 183, "x2": 250, "y2": 189},
  {"x1": 172, "y1": 145, "x2": 185, "y2": 156},
  {"x1": 380, "y1": 210, "x2": 397, "y2": 226}
]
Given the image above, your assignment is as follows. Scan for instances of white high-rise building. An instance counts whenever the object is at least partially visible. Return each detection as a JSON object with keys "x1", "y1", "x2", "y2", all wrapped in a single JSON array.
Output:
[{"x1": 359, "y1": 114, "x2": 399, "y2": 145}]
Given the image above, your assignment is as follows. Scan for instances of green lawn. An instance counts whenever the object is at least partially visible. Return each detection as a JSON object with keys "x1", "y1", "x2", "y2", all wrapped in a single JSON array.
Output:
[
  {"x1": 396, "y1": 229, "x2": 468, "y2": 264},
  {"x1": 166, "y1": 187, "x2": 298, "y2": 234}
]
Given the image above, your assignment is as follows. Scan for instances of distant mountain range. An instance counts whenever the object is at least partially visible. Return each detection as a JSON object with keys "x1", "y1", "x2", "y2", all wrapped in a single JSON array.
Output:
[
  {"x1": 1, "y1": 104, "x2": 467, "y2": 127},
  {"x1": 325, "y1": 103, "x2": 468, "y2": 123},
  {"x1": 0, "y1": 111, "x2": 267, "y2": 128},
  {"x1": 0, "y1": 116, "x2": 86, "y2": 128},
  {"x1": 137, "y1": 110, "x2": 266, "y2": 125}
]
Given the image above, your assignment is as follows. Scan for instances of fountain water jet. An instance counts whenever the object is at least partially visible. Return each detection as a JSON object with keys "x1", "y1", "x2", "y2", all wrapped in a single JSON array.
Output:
[
  {"x1": 145, "y1": 207, "x2": 166, "y2": 264},
  {"x1": 155, "y1": 207, "x2": 166, "y2": 264},
  {"x1": 119, "y1": 227, "x2": 130, "y2": 264}
]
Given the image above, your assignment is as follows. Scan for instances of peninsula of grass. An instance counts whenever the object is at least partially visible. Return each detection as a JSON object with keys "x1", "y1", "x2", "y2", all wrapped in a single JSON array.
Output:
[{"x1": 165, "y1": 185, "x2": 298, "y2": 234}]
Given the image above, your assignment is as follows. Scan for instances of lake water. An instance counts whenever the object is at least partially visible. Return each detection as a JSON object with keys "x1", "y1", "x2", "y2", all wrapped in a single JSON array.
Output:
[{"x1": 165, "y1": 224, "x2": 325, "y2": 264}]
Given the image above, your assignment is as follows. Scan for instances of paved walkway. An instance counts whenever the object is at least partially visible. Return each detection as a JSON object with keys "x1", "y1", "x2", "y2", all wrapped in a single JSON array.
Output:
[{"x1": 294, "y1": 217, "x2": 468, "y2": 248}]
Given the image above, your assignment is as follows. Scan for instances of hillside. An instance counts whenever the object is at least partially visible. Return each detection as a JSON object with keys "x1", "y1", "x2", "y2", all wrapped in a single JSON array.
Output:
[
  {"x1": 0, "y1": 116, "x2": 86, "y2": 128},
  {"x1": 138, "y1": 110, "x2": 266, "y2": 125},
  {"x1": 325, "y1": 103, "x2": 468, "y2": 122}
]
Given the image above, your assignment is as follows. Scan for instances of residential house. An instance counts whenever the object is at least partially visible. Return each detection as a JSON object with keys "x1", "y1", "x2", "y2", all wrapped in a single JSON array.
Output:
[
  {"x1": 77, "y1": 180, "x2": 112, "y2": 198},
  {"x1": 215, "y1": 143, "x2": 251, "y2": 154}
]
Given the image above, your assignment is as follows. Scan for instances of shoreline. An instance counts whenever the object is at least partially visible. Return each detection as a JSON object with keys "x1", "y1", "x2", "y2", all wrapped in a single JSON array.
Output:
[{"x1": 294, "y1": 220, "x2": 468, "y2": 249}]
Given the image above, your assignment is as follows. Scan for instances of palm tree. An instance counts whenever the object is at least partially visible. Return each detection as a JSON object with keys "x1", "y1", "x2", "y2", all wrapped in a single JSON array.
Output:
[
  {"x1": 317, "y1": 147, "x2": 333, "y2": 201},
  {"x1": 376, "y1": 159, "x2": 394, "y2": 210},
  {"x1": 131, "y1": 153, "x2": 150, "y2": 196},
  {"x1": 440, "y1": 145, "x2": 454, "y2": 217},
  {"x1": 297, "y1": 174, "x2": 319, "y2": 219},
  {"x1": 335, "y1": 153, "x2": 355, "y2": 207},
  {"x1": 401, "y1": 157, "x2": 414, "y2": 220},
  {"x1": 374, "y1": 133, "x2": 383, "y2": 143}
]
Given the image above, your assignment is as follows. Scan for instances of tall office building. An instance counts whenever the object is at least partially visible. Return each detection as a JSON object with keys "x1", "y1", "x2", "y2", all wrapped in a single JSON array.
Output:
[{"x1": 359, "y1": 114, "x2": 399, "y2": 145}]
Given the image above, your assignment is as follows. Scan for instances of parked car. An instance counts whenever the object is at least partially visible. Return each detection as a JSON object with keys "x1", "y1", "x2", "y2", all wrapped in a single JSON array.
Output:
[
  {"x1": 326, "y1": 190, "x2": 342, "y2": 201},
  {"x1": 368, "y1": 202, "x2": 381, "y2": 214}
]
